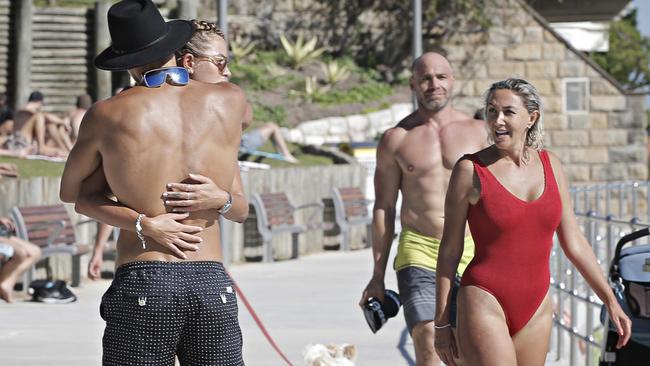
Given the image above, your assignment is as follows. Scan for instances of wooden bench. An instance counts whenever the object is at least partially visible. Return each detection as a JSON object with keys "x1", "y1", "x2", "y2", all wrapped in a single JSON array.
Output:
[
  {"x1": 331, "y1": 187, "x2": 373, "y2": 251},
  {"x1": 11, "y1": 204, "x2": 91, "y2": 287},
  {"x1": 250, "y1": 192, "x2": 324, "y2": 262}
]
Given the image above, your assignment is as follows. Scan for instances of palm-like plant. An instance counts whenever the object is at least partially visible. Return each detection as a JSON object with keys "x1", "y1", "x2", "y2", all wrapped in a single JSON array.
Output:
[
  {"x1": 321, "y1": 60, "x2": 351, "y2": 86},
  {"x1": 265, "y1": 63, "x2": 287, "y2": 77},
  {"x1": 230, "y1": 35, "x2": 256, "y2": 62},
  {"x1": 279, "y1": 33, "x2": 325, "y2": 69},
  {"x1": 289, "y1": 76, "x2": 329, "y2": 103}
]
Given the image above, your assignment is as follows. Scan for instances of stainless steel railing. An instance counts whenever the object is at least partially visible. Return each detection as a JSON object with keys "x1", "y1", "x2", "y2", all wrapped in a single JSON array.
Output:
[{"x1": 549, "y1": 181, "x2": 650, "y2": 365}]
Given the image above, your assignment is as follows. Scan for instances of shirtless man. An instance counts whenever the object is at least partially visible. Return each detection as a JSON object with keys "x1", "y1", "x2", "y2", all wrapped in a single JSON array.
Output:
[
  {"x1": 359, "y1": 52, "x2": 487, "y2": 365},
  {"x1": 0, "y1": 92, "x2": 13, "y2": 139},
  {"x1": 59, "y1": 1, "x2": 247, "y2": 364},
  {"x1": 68, "y1": 94, "x2": 92, "y2": 140},
  {"x1": 9, "y1": 91, "x2": 69, "y2": 156}
]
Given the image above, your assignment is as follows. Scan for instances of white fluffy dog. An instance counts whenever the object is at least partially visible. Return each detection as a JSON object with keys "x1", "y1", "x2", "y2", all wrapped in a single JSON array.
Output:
[{"x1": 303, "y1": 343, "x2": 357, "y2": 366}]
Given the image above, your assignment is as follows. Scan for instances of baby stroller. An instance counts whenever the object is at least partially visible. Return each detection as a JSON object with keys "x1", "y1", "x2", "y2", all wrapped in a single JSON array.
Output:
[{"x1": 599, "y1": 227, "x2": 650, "y2": 365}]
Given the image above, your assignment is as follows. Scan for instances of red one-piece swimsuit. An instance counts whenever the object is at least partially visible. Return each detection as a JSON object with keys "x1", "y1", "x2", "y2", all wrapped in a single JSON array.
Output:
[{"x1": 462, "y1": 150, "x2": 562, "y2": 336}]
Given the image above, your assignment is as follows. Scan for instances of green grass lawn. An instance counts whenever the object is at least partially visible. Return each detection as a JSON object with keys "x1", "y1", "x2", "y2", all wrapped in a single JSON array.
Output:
[
  {"x1": 0, "y1": 157, "x2": 65, "y2": 178},
  {"x1": 1, "y1": 142, "x2": 333, "y2": 179}
]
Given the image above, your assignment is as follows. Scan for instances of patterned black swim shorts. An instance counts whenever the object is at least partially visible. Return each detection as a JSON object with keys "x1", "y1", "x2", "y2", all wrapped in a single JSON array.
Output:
[{"x1": 100, "y1": 261, "x2": 243, "y2": 365}]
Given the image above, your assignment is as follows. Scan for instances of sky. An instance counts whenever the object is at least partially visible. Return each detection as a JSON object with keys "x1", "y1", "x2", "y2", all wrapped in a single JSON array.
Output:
[
  {"x1": 633, "y1": 0, "x2": 650, "y2": 36},
  {"x1": 632, "y1": 0, "x2": 650, "y2": 107}
]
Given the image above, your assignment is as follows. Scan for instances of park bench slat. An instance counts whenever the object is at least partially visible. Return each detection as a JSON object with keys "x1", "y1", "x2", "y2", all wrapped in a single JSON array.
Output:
[
  {"x1": 250, "y1": 192, "x2": 324, "y2": 262},
  {"x1": 11, "y1": 204, "x2": 91, "y2": 287},
  {"x1": 331, "y1": 187, "x2": 373, "y2": 251}
]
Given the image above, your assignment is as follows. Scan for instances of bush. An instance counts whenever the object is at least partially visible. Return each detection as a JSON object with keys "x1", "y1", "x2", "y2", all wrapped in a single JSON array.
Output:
[
  {"x1": 230, "y1": 35, "x2": 257, "y2": 63},
  {"x1": 252, "y1": 103, "x2": 288, "y2": 127},
  {"x1": 321, "y1": 60, "x2": 351, "y2": 86},
  {"x1": 230, "y1": 63, "x2": 294, "y2": 91},
  {"x1": 279, "y1": 33, "x2": 325, "y2": 69},
  {"x1": 312, "y1": 82, "x2": 393, "y2": 105}
]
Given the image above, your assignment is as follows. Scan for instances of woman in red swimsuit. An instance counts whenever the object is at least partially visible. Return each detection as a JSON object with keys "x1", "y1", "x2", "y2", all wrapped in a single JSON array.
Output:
[{"x1": 433, "y1": 78, "x2": 631, "y2": 366}]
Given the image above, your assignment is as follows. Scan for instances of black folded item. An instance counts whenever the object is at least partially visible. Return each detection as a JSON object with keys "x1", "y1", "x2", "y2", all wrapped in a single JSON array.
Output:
[
  {"x1": 28, "y1": 279, "x2": 77, "y2": 304},
  {"x1": 363, "y1": 289, "x2": 401, "y2": 333}
]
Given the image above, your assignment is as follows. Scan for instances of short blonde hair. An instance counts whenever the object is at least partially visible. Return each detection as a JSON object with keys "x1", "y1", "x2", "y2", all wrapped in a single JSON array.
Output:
[{"x1": 484, "y1": 78, "x2": 544, "y2": 150}]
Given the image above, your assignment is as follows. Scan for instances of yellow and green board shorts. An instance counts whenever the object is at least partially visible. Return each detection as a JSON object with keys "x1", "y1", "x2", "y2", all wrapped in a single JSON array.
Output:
[{"x1": 393, "y1": 228, "x2": 475, "y2": 275}]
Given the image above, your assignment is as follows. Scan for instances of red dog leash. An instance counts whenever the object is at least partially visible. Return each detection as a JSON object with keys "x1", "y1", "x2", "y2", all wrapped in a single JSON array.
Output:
[{"x1": 227, "y1": 271, "x2": 294, "y2": 366}]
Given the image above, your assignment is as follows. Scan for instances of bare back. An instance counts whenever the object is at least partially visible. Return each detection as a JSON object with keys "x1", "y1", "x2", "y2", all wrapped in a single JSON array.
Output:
[
  {"x1": 69, "y1": 108, "x2": 86, "y2": 139},
  {"x1": 390, "y1": 110, "x2": 486, "y2": 238},
  {"x1": 91, "y1": 81, "x2": 245, "y2": 265},
  {"x1": 12, "y1": 109, "x2": 36, "y2": 139}
]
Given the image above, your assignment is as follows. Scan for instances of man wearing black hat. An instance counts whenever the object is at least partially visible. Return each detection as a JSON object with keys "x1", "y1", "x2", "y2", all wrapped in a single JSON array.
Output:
[{"x1": 59, "y1": 1, "x2": 247, "y2": 364}]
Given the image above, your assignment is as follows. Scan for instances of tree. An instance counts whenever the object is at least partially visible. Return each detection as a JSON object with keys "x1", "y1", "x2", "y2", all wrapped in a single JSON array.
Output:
[
  {"x1": 306, "y1": 0, "x2": 493, "y2": 81},
  {"x1": 591, "y1": 10, "x2": 650, "y2": 92}
]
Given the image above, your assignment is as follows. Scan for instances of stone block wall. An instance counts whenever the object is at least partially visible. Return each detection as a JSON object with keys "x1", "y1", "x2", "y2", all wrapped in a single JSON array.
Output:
[
  {"x1": 281, "y1": 0, "x2": 647, "y2": 183},
  {"x1": 445, "y1": 0, "x2": 647, "y2": 183},
  {"x1": 285, "y1": 103, "x2": 413, "y2": 145}
]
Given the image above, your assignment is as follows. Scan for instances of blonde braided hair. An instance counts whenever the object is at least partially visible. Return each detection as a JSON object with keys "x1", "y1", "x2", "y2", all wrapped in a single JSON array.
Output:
[{"x1": 176, "y1": 20, "x2": 226, "y2": 58}]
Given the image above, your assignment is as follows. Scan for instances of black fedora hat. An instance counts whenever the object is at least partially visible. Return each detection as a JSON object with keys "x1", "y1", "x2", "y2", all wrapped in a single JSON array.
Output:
[{"x1": 94, "y1": 0, "x2": 194, "y2": 71}]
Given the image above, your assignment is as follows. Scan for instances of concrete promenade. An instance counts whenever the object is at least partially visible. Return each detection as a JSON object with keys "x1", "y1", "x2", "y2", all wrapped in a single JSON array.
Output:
[
  {"x1": 1, "y1": 249, "x2": 413, "y2": 365},
  {"x1": 1, "y1": 248, "x2": 569, "y2": 365}
]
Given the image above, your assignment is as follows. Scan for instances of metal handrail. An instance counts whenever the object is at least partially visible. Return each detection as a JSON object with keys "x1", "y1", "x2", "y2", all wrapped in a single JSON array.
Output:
[{"x1": 549, "y1": 181, "x2": 650, "y2": 365}]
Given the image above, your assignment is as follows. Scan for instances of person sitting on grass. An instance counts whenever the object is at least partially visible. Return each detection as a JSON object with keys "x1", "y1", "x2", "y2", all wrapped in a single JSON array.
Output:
[
  {"x1": 0, "y1": 92, "x2": 14, "y2": 144},
  {"x1": 5, "y1": 91, "x2": 71, "y2": 157},
  {"x1": 241, "y1": 122, "x2": 299, "y2": 163}
]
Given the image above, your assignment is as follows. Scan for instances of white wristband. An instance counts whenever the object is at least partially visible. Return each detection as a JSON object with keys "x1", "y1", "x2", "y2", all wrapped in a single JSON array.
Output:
[
  {"x1": 135, "y1": 213, "x2": 146, "y2": 249},
  {"x1": 434, "y1": 323, "x2": 451, "y2": 329}
]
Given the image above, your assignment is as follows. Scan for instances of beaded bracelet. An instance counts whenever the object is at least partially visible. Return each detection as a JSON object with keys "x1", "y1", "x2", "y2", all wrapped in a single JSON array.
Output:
[{"x1": 135, "y1": 213, "x2": 146, "y2": 249}]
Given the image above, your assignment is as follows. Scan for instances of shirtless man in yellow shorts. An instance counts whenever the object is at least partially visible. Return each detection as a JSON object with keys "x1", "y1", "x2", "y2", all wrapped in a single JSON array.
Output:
[{"x1": 359, "y1": 52, "x2": 487, "y2": 365}]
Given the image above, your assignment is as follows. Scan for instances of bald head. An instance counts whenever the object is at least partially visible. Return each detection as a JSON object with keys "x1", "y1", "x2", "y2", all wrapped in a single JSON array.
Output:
[
  {"x1": 411, "y1": 52, "x2": 454, "y2": 76},
  {"x1": 410, "y1": 52, "x2": 456, "y2": 113}
]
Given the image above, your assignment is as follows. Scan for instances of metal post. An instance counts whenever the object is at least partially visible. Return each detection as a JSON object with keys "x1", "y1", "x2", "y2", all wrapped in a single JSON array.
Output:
[
  {"x1": 586, "y1": 218, "x2": 598, "y2": 366},
  {"x1": 605, "y1": 185, "x2": 612, "y2": 219},
  {"x1": 586, "y1": 297, "x2": 594, "y2": 366},
  {"x1": 411, "y1": 0, "x2": 422, "y2": 110},
  {"x1": 217, "y1": 0, "x2": 228, "y2": 41},
  {"x1": 632, "y1": 182, "x2": 639, "y2": 221},
  {"x1": 643, "y1": 181, "x2": 650, "y2": 230},
  {"x1": 570, "y1": 266, "x2": 578, "y2": 365},
  {"x1": 94, "y1": 1, "x2": 111, "y2": 101},
  {"x1": 556, "y1": 245, "x2": 565, "y2": 361},
  {"x1": 619, "y1": 184, "x2": 624, "y2": 219},
  {"x1": 12, "y1": 0, "x2": 33, "y2": 110},
  {"x1": 219, "y1": 216, "x2": 231, "y2": 267},
  {"x1": 646, "y1": 182, "x2": 650, "y2": 243},
  {"x1": 178, "y1": 0, "x2": 198, "y2": 20},
  {"x1": 606, "y1": 219, "x2": 614, "y2": 267}
]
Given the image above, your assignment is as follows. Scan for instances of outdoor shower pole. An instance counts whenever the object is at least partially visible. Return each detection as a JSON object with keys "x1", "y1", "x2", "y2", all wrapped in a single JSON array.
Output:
[
  {"x1": 412, "y1": 0, "x2": 422, "y2": 110},
  {"x1": 93, "y1": 1, "x2": 111, "y2": 101},
  {"x1": 217, "y1": 0, "x2": 228, "y2": 42}
]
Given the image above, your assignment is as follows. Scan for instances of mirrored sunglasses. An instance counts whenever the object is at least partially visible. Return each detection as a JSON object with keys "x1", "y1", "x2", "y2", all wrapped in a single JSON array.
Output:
[{"x1": 142, "y1": 67, "x2": 190, "y2": 88}]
